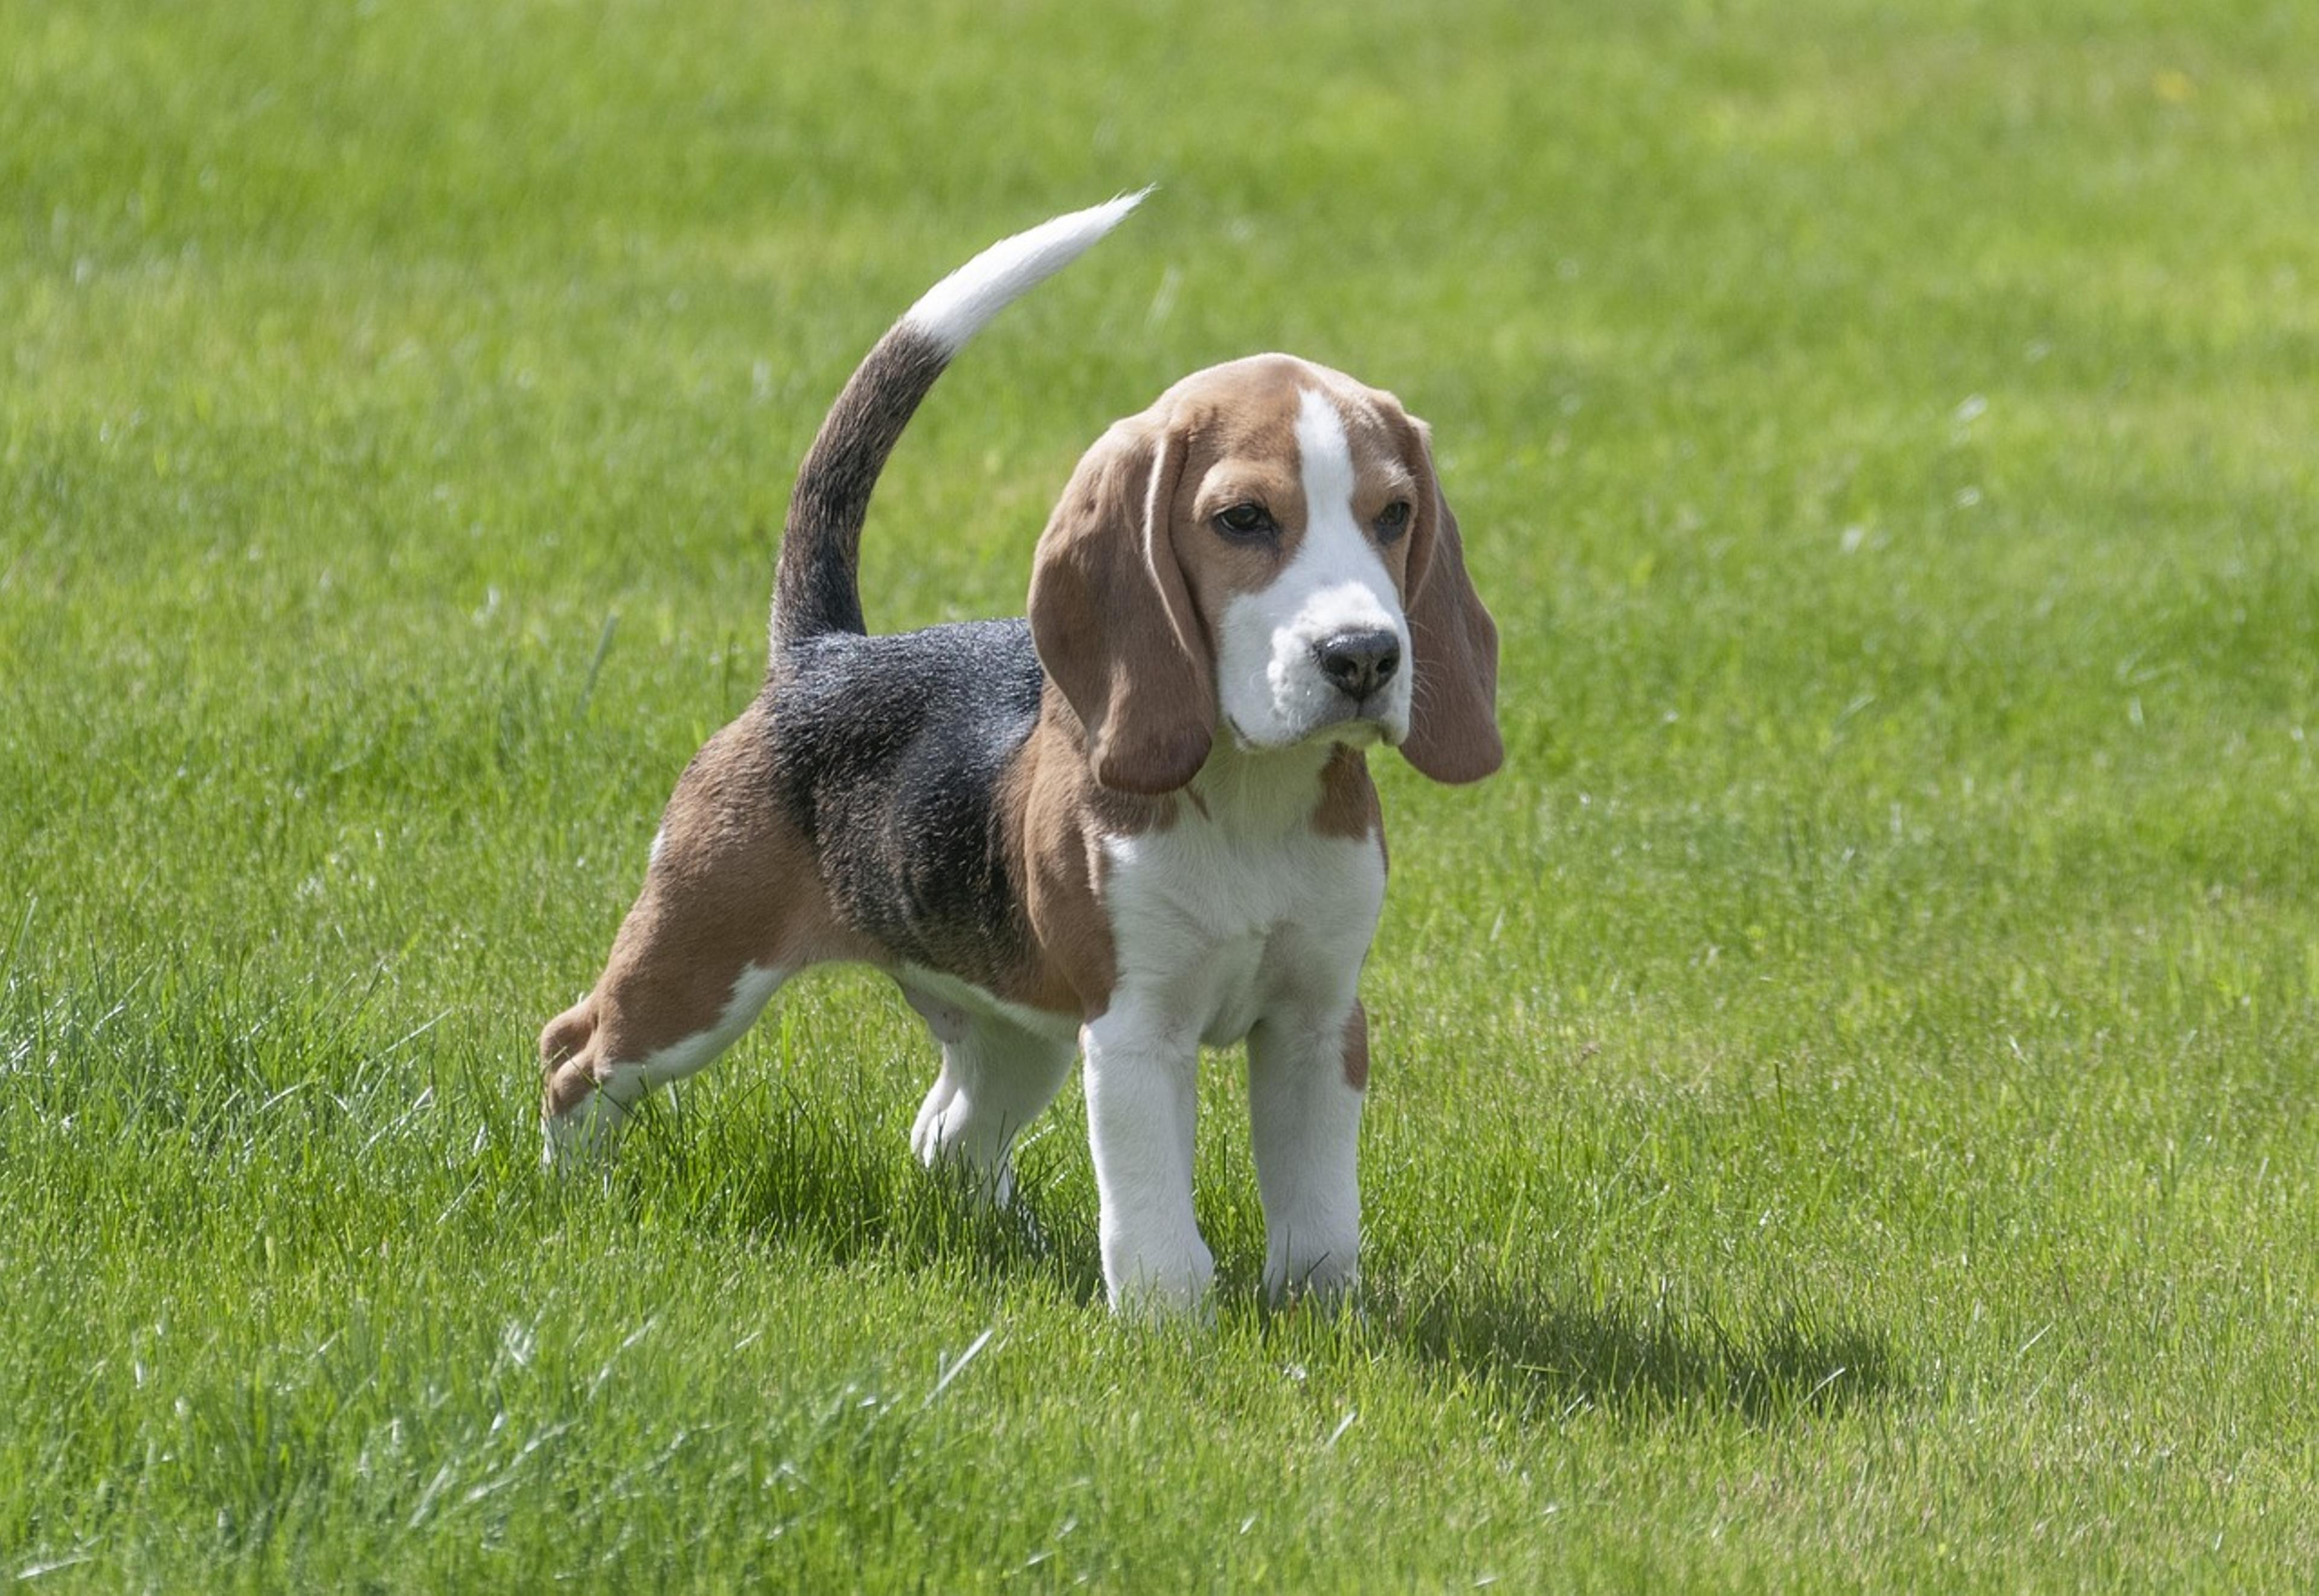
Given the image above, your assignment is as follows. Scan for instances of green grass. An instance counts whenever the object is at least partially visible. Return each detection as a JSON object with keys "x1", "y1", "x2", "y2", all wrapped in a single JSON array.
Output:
[{"x1": 5, "y1": 0, "x2": 2318, "y2": 1586}]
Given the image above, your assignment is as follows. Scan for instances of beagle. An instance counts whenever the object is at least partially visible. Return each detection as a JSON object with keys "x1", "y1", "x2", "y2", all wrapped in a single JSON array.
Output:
[{"x1": 539, "y1": 193, "x2": 1500, "y2": 1312}]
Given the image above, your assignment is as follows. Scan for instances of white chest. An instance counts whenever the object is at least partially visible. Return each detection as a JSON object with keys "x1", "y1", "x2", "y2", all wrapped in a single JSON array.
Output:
[{"x1": 1102, "y1": 807, "x2": 1385, "y2": 1048}]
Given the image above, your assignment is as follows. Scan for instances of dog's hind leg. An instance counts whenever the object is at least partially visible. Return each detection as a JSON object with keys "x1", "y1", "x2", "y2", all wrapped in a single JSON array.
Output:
[
  {"x1": 540, "y1": 959, "x2": 789, "y2": 1167},
  {"x1": 903, "y1": 997, "x2": 1076, "y2": 1205},
  {"x1": 539, "y1": 712, "x2": 843, "y2": 1167}
]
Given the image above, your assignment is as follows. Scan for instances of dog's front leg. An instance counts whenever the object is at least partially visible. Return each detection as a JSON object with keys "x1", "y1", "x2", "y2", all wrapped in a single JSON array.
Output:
[
  {"x1": 1082, "y1": 1007, "x2": 1212, "y2": 1314},
  {"x1": 1246, "y1": 998, "x2": 1367, "y2": 1304}
]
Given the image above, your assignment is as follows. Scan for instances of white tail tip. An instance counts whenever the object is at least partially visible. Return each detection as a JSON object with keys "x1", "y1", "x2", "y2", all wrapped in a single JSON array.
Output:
[{"x1": 902, "y1": 188, "x2": 1152, "y2": 354}]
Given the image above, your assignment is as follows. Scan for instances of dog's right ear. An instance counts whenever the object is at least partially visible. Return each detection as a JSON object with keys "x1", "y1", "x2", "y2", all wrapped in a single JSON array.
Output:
[{"x1": 1028, "y1": 415, "x2": 1216, "y2": 794}]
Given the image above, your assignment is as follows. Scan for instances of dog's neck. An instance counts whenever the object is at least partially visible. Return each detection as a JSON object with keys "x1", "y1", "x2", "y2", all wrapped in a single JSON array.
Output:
[{"x1": 1170, "y1": 735, "x2": 1352, "y2": 836}]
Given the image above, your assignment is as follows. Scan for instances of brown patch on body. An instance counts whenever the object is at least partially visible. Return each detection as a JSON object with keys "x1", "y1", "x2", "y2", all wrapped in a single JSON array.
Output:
[
  {"x1": 999, "y1": 682, "x2": 1176, "y2": 1020},
  {"x1": 1312, "y1": 745, "x2": 1382, "y2": 842},
  {"x1": 1341, "y1": 1002, "x2": 1370, "y2": 1091},
  {"x1": 539, "y1": 703, "x2": 873, "y2": 1118}
]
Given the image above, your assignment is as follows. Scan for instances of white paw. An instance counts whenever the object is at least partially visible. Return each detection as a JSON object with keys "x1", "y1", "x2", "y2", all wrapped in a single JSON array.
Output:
[
  {"x1": 539, "y1": 1094, "x2": 624, "y2": 1173},
  {"x1": 1265, "y1": 1245, "x2": 1359, "y2": 1307},
  {"x1": 1105, "y1": 1231, "x2": 1217, "y2": 1316},
  {"x1": 909, "y1": 1075, "x2": 960, "y2": 1164}
]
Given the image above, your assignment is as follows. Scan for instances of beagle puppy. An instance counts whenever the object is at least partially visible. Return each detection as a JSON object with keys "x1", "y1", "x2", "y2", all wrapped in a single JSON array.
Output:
[{"x1": 539, "y1": 193, "x2": 1499, "y2": 1312}]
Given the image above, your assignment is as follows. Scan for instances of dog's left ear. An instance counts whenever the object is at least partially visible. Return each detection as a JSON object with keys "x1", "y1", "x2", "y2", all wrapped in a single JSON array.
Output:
[{"x1": 1396, "y1": 418, "x2": 1502, "y2": 784}]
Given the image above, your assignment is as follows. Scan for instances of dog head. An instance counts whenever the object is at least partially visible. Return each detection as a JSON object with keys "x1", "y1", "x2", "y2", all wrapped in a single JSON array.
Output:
[{"x1": 1029, "y1": 354, "x2": 1499, "y2": 795}]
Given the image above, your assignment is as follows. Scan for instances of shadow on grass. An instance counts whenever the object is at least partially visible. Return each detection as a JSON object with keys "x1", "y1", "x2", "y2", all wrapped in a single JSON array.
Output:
[
  {"x1": 601, "y1": 1085, "x2": 1896, "y2": 1423},
  {"x1": 1364, "y1": 1275, "x2": 1899, "y2": 1426}
]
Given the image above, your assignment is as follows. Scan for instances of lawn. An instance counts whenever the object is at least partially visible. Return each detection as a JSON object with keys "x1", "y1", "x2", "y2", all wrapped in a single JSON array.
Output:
[{"x1": 4, "y1": 0, "x2": 2317, "y2": 1586}]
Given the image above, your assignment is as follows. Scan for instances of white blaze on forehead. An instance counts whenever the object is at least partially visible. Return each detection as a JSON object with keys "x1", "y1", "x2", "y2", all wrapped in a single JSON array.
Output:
[
  {"x1": 1211, "y1": 385, "x2": 1413, "y2": 750},
  {"x1": 1285, "y1": 386, "x2": 1400, "y2": 638},
  {"x1": 1294, "y1": 386, "x2": 1359, "y2": 520}
]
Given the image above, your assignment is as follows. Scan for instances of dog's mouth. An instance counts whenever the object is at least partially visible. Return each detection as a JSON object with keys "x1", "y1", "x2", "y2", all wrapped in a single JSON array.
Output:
[
  {"x1": 1322, "y1": 717, "x2": 1391, "y2": 749},
  {"x1": 1223, "y1": 707, "x2": 1398, "y2": 754}
]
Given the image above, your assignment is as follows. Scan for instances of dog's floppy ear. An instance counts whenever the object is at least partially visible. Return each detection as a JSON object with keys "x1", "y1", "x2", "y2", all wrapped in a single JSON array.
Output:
[
  {"x1": 1397, "y1": 419, "x2": 1501, "y2": 784},
  {"x1": 1028, "y1": 414, "x2": 1215, "y2": 793}
]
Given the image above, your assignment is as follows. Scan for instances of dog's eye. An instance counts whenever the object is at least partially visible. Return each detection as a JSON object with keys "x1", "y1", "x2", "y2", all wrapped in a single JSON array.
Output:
[
  {"x1": 1374, "y1": 501, "x2": 1411, "y2": 542},
  {"x1": 1213, "y1": 502, "x2": 1277, "y2": 540}
]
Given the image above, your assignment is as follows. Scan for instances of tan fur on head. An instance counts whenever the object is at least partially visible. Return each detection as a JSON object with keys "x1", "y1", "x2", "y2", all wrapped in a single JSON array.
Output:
[{"x1": 1030, "y1": 356, "x2": 1499, "y2": 793}]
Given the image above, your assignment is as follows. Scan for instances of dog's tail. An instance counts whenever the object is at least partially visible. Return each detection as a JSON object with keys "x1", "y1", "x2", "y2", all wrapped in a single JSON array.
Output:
[{"x1": 770, "y1": 190, "x2": 1149, "y2": 650}]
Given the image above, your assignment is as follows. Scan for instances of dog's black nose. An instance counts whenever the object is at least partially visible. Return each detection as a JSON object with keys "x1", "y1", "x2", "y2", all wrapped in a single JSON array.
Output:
[{"x1": 1314, "y1": 629, "x2": 1401, "y2": 701}]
